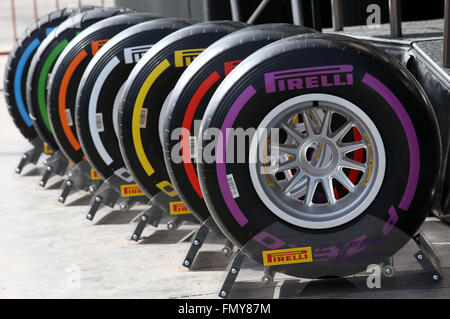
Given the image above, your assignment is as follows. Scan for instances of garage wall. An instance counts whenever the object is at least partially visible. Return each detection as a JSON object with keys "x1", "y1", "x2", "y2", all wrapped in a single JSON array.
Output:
[{"x1": 114, "y1": 0, "x2": 232, "y2": 21}]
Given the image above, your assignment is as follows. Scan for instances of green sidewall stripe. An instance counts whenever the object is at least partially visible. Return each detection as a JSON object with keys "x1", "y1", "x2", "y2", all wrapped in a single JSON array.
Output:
[{"x1": 37, "y1": 39, "x2": 69, "y2": 132}]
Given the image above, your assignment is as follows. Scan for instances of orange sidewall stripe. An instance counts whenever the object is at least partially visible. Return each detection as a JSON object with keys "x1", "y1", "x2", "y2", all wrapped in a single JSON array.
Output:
[{"x1": 58, "y1": 49, "x2": 88, "y2": 151}]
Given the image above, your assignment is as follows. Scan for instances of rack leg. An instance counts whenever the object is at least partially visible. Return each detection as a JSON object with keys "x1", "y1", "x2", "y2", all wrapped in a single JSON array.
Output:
[
  {"x1": 413, "y1": 233, "x2": 443, "y2": 282},
  {"x1": 39, "y1": 151, "x2": 68, "y2": 187},
  {"x1": 131, "y1": 205, "x2": 165, "y2": 241},
  {"x1": 182, "y1": 218, "x2": 211, "y2": 268},
  {"x1": 15, "y1": 137, "x2": 43, "y2": 174},
  {"x1": 219, "y1": 250, "x2": 245, "y2": 299}
]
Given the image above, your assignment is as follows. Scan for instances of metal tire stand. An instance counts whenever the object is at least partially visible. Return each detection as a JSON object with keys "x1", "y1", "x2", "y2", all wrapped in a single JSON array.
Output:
[
  {"x1": 218, "y1": 232, "x2": 444, "y2": 299},
  {"x1": 58, "y1": 160, "x2": 103, "y2": 203},
  {"x1": 182, "y1": 216, "x2": 234, "y2": 269},
  {"x1": 86, "y1": 174, "x2": 148, "y2": 221},
  {"x1": 130, "y1": 191, "x2": 197, "y2": 241},
  {"x1": 39, "y1": 150, "x2": 69, "y2": 187},
  {"x1": 15, "y1": 137, "x2": 44, "y2": 174}
]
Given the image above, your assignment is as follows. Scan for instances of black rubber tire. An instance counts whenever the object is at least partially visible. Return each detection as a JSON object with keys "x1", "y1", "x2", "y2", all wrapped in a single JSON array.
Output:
[
  {"x1": 118, "y1": 21, "x2": 247, "y2": 198},
  {"x1": 162, "y1": 24, "x2": 316, "y2": 223},
  {"x1": 197, "y1": 33, "x2": 442, "y2": 278},
  {"x1": 3, "y1": 6, "x2": 95, "y2": 142},
  {"x1": 76, "y1": 18, "x2": 193, "y2": 182},
  {"x1": 47, "y1": 13, "x2": 159, "y2": 165},
  {"x1": 26, "y1": 7, "x2": 132, "y2": 152}
]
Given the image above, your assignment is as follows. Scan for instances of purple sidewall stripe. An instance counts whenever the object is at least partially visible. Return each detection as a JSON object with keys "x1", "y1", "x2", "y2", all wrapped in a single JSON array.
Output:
[
  {"x1": 216, "y1": 85, "x2": 256, "y2": 227},
  {"x1": 362, "y1": 73, "x2": 420, "y2": 211}
]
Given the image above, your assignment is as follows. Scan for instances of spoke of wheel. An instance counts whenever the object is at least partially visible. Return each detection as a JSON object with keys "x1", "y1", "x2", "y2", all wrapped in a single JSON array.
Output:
[
  {"x1": 320, "y1": 110, "x2": 332, "y2": 137},
  {"x1": 333, "y1": 169, "x2": 356, "y2": 192},
  {"x1": 338, "y1": 158, "x2": 367, "y2": 172},
  {"x1": 271, "y1": 143, "x2": 298, "y2": 155},
  {"x1": 304, "y1": 177, "x2": 318, "y2": 207},
  {"x1": 331, "y1": 121, "x2": 353, "y2": 143},
  {"x1": 321, "y1": 176, "x2": 336, "y2": 205},
  {"x1": 281, "y1": 123, "x2": 305, "y2": 145},
  {"x1": 284, "y1": 171, "x2": 307, "y2": 196},
  {"x1": 302, "y1": 111, "x2": 315, "y2": 137},
  {"x1": 266, "y1": 158, "x2": 298, "y2": 174},
  {"x1": 339, "y1": 141, "x2": 366, "y2": 154}
]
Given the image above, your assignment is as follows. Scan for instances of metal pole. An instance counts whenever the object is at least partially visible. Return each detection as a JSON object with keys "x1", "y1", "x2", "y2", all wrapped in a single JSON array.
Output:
[
  {"x1": 445, "y1": 0, "x2": 450, "y2": 67},
  {"x1": 247, "y1": 0, "x2": 271, "y2": 24},
  {"x1": 331, "y1": 0, "x2": 344, "y2": 31},
  {"x1": 203, "y1": 0, "x2": 211, "y2": 21},
  {"x1": 290, "y1": 0, "x2": 304, "y2": 26},
  {"x1": 389, "y1": 0, "x2": 402, "y2": 37},
  {"x1": 10, "y1": 0, "x2": 17, "y2": 41},
  {"x1": 55, "y1": 0, "x2": 59, "y2": 10},
  {"x1": 33, "y1": 0, "x2": 38, "y2": 20},
  {"x1": 311, "y1": 0, "x2": 322, "y2": 32},
  {"x1": 230, "y1": 0, "x2": 241, "y2": 21}
]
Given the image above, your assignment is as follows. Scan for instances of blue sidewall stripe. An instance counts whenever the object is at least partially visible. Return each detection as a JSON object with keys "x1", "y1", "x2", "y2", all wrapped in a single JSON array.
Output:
[
  {"x1": 14, "y1": 38, "x2": 41, "y2": 127},
  {"x1": 45, "y1": 27, "x2": 54, "y2": 36}
]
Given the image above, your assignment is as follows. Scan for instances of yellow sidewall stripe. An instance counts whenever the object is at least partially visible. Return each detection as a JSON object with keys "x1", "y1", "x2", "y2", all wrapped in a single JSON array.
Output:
[{"x1": 132, "y1": 59, "x2": 171, "y2": 176}]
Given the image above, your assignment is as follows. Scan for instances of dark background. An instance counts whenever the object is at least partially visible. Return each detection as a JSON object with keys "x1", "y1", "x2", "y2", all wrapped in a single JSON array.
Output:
[{"x1": 116, "y1": 0, "x2": 445, "y2": 28}]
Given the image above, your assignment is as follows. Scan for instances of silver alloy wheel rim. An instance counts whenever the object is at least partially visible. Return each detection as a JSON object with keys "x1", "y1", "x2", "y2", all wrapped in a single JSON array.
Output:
[{"x1": 248, "y1": 94, "x2": 386, "y2": 229}]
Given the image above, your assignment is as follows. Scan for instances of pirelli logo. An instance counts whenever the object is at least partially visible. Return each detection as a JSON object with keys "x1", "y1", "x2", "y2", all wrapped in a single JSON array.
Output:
[
  {"x1": 120, "y1": 184, "x2": 145, "y2": 197},
  {"x1": 90, "y1": 169, "x2": 101, "y2": 180},
  {"x1": 124, "y1": 44, "x2": 153, "y2": 64},
  {"x1": 264, "y1": 65, "x2": 354, "y2": 93},
  {"x1": 91, "y1": 39, "x2": 109, "y2": 55},
  {"x1": 43, "y1": 143, "x2": 53, "y2": 154},
  {"x1": 224, "y1": 60, "x2": 242, "y2": 76},
  {"x1": 174, "y1": 49, "x2": 204, "y2": 67},
  {"x1": 262, "y1": 247, "x2": 313, "y2": 266},
  {"x1": 169, "y1": 201, "x2": 191, "y2": 215}
]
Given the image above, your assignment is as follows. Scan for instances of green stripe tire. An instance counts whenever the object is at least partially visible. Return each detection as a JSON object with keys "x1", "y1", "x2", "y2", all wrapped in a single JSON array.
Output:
[{"x1": 26, "y1": 7, "x2": 132, "y2": 151}]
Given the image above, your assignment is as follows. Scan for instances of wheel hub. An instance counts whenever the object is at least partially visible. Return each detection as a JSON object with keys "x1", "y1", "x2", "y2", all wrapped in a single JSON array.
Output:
[
  {"x1": 299, "y1": 138, "x2": 337, "y2": 176},
  {"x1": 249, "y1": 93, "x2": 386, "y2": 229}
]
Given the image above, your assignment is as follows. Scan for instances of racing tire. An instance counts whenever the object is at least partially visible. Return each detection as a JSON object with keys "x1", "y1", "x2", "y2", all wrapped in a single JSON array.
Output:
[
  {"x1": 162, "y1": 23, "x2": 316, "y2": 223},
  {"x1": 197, "y1": 33, "x2": 442, "y2": 278},
  {"x1": 47, "y1": 12, "x2": 159, "y2": 164},
  {"x1": 3, "y1": 6, "x2": 95, "y2": 142},
  {"x1": 25, "y1": 7, "x2": 132, "y2": 151},
  {"x1": 118, "y1": 20, "x2": 246, "y2": 198},
  {"x1": 76, "y1": 18, "x2": 193, "y2": 183}
]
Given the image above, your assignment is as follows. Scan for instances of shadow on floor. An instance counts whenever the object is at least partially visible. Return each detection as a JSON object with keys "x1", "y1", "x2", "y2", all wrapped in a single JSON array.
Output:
[
  {"x1": 94, "y1": 209, "x2": 142, "y2": 225},
  {"x1": 65, "y1": 193, "x2": 92, "y2": 206},
  {"x1": 139, "y1": 229, "x2": 195, "y2": 245},
  {"x1": 189, "y1": 251, "x2": 232, "y2": 272},
  {"x1": 21, "y1": 166, "x2": 44, "y2": 176},
  {"x1": 45, "y1": 179, "x2": 64, "y2": 190}
]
